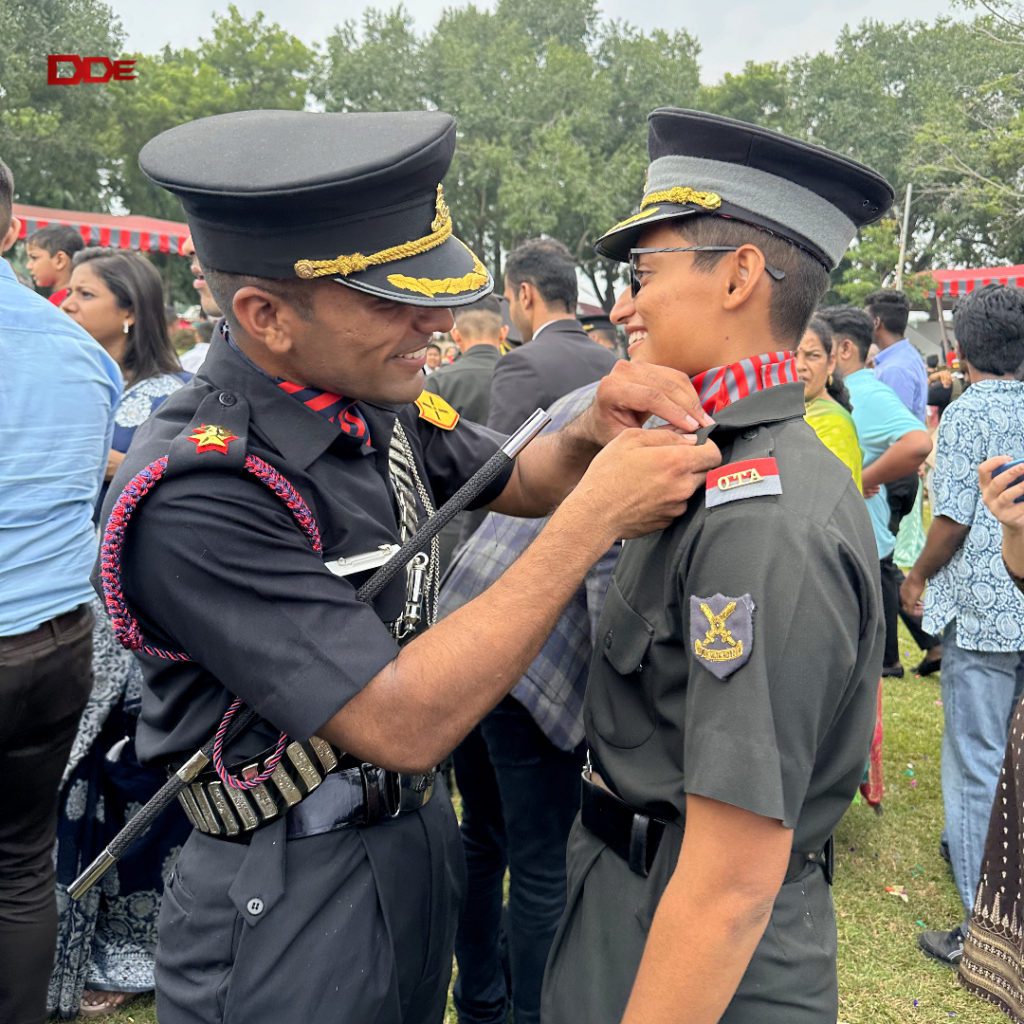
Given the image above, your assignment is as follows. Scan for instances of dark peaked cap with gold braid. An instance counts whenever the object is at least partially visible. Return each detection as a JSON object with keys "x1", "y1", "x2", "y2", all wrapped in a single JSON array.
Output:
[
  {"x1": 139, "y1": 109, "x2": 493, "y2": 307},
  {"x1": 596, "y1": 108, "x2": 895, "y2": 270}
]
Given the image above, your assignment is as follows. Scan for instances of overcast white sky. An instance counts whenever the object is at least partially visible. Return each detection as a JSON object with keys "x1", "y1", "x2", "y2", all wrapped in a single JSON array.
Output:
[{"x1": 109, "y1": 0, "x2": 963, "y2": 83}]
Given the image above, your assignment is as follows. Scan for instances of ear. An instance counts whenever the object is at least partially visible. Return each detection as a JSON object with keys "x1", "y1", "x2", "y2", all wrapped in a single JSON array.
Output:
[
  {"x1": 53, "y1": 250, "x2": 70, "y2": 271},
  {"x1": 498, "y1": 324, "x2": 509, "y2": 344},
  {"x1": 232, "y1": 286, "x2": 297, "y2": 356},
  {"x1": 519, "y1": 281, "x2": 535, "y2": 311},
  {"x1": 0, "y1": 216, "x2": 21, "y2": 255},
  {"x1": 450, "y1": 326, "x2": 463, "y2": 346},
  {"x1": 721, "y1": 244, "x2": 767, "y2": 311}
]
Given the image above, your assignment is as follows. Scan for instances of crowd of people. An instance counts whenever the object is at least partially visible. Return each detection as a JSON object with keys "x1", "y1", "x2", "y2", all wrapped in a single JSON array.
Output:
[{"x1": 0, "y1": 101, "x2": 1022, "y2": 1024}]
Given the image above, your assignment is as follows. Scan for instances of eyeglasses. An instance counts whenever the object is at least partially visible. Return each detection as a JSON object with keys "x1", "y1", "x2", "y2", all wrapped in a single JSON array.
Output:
[{"x1": 628, "y1": 246, "x2": 787, "y2": 298}]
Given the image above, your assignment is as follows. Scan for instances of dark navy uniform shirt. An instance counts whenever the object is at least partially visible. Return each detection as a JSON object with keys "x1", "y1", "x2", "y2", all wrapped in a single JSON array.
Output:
[{"x1": 98, "y1": 332, "x2": 512, "y2": 766}]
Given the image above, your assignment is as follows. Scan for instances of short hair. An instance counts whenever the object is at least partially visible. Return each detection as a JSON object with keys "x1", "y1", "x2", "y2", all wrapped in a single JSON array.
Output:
[
  {"x1": 864, "y1": 289, "x2": 910, "y2": 335},
  {"x1": 0, "y1": 159, "x2": 13, "y2": 238},
  {"x1": 817, "y1": 305, "x2": 875, "y2": 364},
  {"x1": 426, "y1": 341, "x2": 442, "y2": 353},
  {"x1": 953, "y1": 285, "x2": 1024, "y2": 376},
  {"x1": 504, "y1": 237, "x2": 577, "y2": 312},
  {"x1": 454, "y1": 295, "x2": 503, "y2": 339},
  {"x1": 72, "y1": 247, "x2": 181, "y2": 384},
  {"x1": 203, "y1": 267, "x2": 315, "y2": 330},
  {"x1": 801, "y1": 315, "x2": 852, "y2": 412},
  {"x1": 672, "y1": 217, "x2": 829, "y2": 344},
  {"x1": 27, "y1": 223, "x2": 85, "y2": 258}
]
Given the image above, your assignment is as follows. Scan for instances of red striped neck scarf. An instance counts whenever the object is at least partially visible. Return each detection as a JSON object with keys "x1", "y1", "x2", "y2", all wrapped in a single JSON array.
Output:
[
  {"x1": 223, "y1": 323, "x2": 370, "y2": 448},
  {"x1": 691, "y1": 351, "x2": 799, "y2": 416}
]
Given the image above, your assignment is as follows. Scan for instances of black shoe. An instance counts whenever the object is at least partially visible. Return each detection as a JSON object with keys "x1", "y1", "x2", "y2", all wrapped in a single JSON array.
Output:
[
  {"x1": 916, "y1": 655, "x2": 942, "y2": 676},
  {"x1": 918, "y1": 926, "x2": 965, "y2": 965},
  {"x1": 939, "y1": 838, "x2": 951, "y2": 864},
  {"x1": 882, "y1": 662, "x2": 905, "y2": 678}
]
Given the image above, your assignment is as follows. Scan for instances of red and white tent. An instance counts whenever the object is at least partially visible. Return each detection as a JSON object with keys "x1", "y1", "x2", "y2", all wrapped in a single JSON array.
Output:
[
  {"x1": 13, "y1": 202, "x2": 189, "y2": 256},
  {"x1": 929, "y1": 265, "x2": 1024, "y2": 297}
]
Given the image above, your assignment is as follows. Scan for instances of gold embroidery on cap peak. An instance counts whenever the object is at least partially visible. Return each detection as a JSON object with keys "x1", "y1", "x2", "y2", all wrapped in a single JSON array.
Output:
[
  {"x1": 607, "y1": 206, "x2": 662, "y2": 233},
  {"x1": 641, "y1": 187, "x2": 722, "y2": 211},
  {"x1": 387, "y1": 245, "x2": 489, "y2": 299},
  {"x1": 294, "y1": 184, "x2": 453, "y2": 280}
]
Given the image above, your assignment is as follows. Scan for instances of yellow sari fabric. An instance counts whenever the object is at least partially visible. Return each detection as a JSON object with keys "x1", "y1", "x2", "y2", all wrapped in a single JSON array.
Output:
[{"x1": 805, "y1": 395, "x2": 863, "y2": 494}]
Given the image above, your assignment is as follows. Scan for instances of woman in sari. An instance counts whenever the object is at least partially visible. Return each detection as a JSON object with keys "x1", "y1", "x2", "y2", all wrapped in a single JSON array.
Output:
[
  {"x1": 794, "y1": 318, "x2": 884, "y2": 807},
  {"x1": 49, "y1": 249, "x2": 192, "y2": 1018}
]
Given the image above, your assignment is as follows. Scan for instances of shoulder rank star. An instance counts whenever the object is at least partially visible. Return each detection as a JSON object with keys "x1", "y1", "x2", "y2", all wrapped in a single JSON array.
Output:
[
  {"x1": 689, "y1": 593, "x2": 755, "y2": 680},
  {"x1": 705, "y1": 457, "x2": 781, "y2": 508},
  {"x1": 187, "y1": 423, "x2": 239, "y2": 454},
  {"x1": 414, "y1": 391, "x2": 459, "y2": 431}
]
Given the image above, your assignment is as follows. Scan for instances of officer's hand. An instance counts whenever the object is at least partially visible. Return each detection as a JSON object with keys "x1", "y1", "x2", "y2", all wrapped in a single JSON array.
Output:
[
  {"x1": 567, "y1": 429, "x2": 722, "y2": 541},
  {"x1": 981, "y1": 457, "x2": 1024, "y2": 532},
  {"x1": 580, "y1": 361, "x2": 714, "y2": 446}
]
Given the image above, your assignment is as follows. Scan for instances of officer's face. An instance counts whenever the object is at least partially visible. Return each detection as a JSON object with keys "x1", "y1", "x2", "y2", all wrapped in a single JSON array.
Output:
[{"x1": 286, "y1": 283, "x2": 456, "y2": 404}]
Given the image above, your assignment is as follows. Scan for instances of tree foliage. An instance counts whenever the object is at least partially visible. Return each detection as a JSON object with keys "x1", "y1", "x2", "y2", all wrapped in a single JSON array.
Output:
[{"x1": 3, "y1": 1, "x2": 1023, "y2": 310}]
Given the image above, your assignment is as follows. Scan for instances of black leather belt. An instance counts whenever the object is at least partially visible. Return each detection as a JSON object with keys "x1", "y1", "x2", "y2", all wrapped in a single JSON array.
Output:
[
  {"x1": 176, "y1": 736, "x2": 434, "y2": 842},
  {"x1": 580, "y1": 772, "x2": 833, "y2": 884}
]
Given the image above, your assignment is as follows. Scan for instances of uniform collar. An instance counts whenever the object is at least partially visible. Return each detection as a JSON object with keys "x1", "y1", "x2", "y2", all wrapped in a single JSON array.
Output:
[
  {"x1": 198, "y1": 326, "x2": 375, "y2": 470},
  {"x1": 705, "y1": 382, "x2": 807, "y2": 436}
]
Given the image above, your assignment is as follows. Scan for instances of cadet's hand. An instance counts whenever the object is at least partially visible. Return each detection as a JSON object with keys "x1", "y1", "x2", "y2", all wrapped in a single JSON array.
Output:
[
  {"x1": 564, "y1": 429, "x2": 722, "y2": 542},
  {"x1": 981, "y1": 457, "x2": 1024, "y2": 533},
  {"x1": 579, "y1": 361, "x2": 714, "y2": 447}
]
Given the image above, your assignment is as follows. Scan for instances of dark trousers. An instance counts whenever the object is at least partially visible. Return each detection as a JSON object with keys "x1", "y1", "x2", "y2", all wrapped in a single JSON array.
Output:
[
  {"x1": 879, "y1": 472, "x2": 937, "y2": 663},
  {"x1": 452, "y1": 696, "x2": 585, "y2": 1024},
  {"x1": 0, "y1": 605, "x2": 93, "y2": 1024}
]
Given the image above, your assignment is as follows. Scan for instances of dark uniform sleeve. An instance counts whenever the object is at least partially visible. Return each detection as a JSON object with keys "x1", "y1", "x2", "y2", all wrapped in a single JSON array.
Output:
[
  {"x1": 413, "y1": 410, "x2": 513, "y2": 510},
  {"x1": 679, "y1": 502, "x2": 872, "y2": 827},
  {"x1": 486, "y1": 349, "x2": 541, "y2": 436},
  {"x1": 123, "y1": 469, "x2": 401, "y2": 741}
]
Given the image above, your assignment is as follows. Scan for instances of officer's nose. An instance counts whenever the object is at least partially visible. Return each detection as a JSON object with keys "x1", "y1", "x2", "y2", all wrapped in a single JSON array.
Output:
[
  {"x1": 415, "y1": 306, "x2": 455, "y2": 335},
  {"x1": 609, "y1": 288, "x2": 636, "y2": 327}
]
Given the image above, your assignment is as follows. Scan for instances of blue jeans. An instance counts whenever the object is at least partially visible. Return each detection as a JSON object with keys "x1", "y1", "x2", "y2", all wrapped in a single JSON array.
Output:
[
  {"x1": 451, "y1": 696, "x2": 585, "y2": 1024},
  {"x1": 941, "y1": 621, "x2": 1024, "y2": 918}
]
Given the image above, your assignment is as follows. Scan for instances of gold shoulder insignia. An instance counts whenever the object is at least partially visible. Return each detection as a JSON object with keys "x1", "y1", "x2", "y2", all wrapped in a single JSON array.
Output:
[{"x1": 415, "y1": 391, "x2": 460, "y2": 431}]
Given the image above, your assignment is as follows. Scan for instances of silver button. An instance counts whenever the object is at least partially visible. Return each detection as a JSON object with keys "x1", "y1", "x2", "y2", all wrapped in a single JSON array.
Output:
[{"x1": 247, "y1": 897, "x2": 264, "y2": 916}]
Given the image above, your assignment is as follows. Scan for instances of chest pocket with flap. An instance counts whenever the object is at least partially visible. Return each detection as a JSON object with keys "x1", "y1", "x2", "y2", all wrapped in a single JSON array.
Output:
[{"x1": 587, "y1": 577, "x2": 657, "y2": 749}]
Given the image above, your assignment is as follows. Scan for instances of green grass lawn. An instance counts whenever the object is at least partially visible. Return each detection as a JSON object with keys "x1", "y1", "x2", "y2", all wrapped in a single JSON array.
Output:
[{"x1": 100, "y1": 621, "x2": 1007, "y2": 1024}]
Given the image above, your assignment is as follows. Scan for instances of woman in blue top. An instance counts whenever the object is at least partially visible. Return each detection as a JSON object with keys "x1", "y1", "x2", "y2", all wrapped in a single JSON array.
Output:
[{"x1": 51, "y1": 249, "x2": 191, "y2": 1018}]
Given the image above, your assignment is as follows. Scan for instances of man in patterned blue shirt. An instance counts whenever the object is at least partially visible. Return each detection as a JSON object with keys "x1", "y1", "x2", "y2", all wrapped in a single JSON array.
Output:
[{"x1": 901, "y1": 285, "x2": 1024, "y2": 964}]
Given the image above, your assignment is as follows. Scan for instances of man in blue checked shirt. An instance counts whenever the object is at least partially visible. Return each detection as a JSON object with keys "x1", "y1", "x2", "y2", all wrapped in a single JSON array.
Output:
[
  {"x1": 440, "y1": 380, "x2": 618, "y2": 1024},
  {"x1": 0, "y1": 158, "x2": 121, "y2": 1024}
]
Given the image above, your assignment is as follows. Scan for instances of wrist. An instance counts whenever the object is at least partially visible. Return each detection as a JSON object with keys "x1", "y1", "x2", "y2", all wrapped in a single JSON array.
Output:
[{"x1": 549, "y1": 491, "x2": 618, "y2": 557}]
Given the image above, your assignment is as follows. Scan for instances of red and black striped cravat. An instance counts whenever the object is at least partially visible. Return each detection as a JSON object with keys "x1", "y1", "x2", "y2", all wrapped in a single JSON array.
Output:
[
  {"x1": 276, "y1": 380, "x2": 370, "y2": 445},
  {"x1": 691, "y1": 351, "x2": 799, "y2": 416}
]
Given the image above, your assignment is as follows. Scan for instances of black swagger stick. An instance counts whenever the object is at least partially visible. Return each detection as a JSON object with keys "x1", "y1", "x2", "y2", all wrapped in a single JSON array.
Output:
[{"x1": 69, "y1": 409, "x2": 551, "y2": 900}]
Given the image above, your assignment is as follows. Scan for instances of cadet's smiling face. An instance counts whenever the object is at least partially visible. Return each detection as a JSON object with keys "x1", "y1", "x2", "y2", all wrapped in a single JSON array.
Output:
[
  {"x1": 284, "y1": 283, "x2": 455, "y2": 404},
  {"x1": 625, "y1": 223, "x2": 724, "y2": 377}
]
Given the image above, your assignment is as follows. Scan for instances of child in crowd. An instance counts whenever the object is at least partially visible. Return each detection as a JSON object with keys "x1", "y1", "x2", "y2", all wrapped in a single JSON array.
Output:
[{"x1": 25, "y1": 224, "x2": 84, "y2": 305}]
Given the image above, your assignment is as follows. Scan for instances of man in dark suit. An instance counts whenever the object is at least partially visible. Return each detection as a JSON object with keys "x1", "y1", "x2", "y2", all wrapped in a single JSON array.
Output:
[
  {"x1": 425, "y1": 295, "x2": 506, "y2": 424},
  {"x1": 424, "y1": 296, "x2": 507, "y2": 569},
  {"x1": 488, "y1": 238, "x2": 617, "y2": 435}
]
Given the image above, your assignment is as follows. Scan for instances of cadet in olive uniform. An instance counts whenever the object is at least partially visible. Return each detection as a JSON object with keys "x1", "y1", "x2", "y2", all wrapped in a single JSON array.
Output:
[
  {"x1": 97, "y1": 110, "x2": 721, "y2": 1024},
  {"x1": 541, "y1": 109, "x2": 893, "y2": 1024}
]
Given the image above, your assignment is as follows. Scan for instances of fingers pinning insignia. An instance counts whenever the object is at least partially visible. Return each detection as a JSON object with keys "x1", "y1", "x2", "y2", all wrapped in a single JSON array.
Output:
[
  {"x1": 689, "y1": 593, "x2": 755, "y2": 680},
  {"x1": 415, "y1": 391, "x2": 460, "y2": 431}
]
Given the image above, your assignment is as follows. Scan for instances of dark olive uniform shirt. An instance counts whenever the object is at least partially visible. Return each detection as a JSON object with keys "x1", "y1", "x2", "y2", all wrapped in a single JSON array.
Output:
[{"x1": 543, "y1": 383, "x2": 884, "y2": 1024}]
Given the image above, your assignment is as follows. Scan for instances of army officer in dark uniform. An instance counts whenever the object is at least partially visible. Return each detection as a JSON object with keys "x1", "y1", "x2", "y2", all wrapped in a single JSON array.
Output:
[
  {"x1": 541, "y1": 109, "x2": 892, "y2": 1024},
  {"x1": 97, "y1": 110, "x2": 721, "y2": 1024}
]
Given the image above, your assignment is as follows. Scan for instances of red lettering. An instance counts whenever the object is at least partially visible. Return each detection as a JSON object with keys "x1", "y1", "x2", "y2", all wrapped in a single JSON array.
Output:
[
  {"x1": 47, "y1": 54, "x2": 138, "y2": 85},
  {"x1": 46, "y1": 54, "x2": 80, "y2": 85}
]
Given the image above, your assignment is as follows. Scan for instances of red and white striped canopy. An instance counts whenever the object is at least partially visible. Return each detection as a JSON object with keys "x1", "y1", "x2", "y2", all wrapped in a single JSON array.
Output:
[
  {"x1": 14, "y1": 202, "x2": 189, "y2": 256},
  {"x1": 930, "y1": 265, "x2": 1024, "y2": 297}
]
